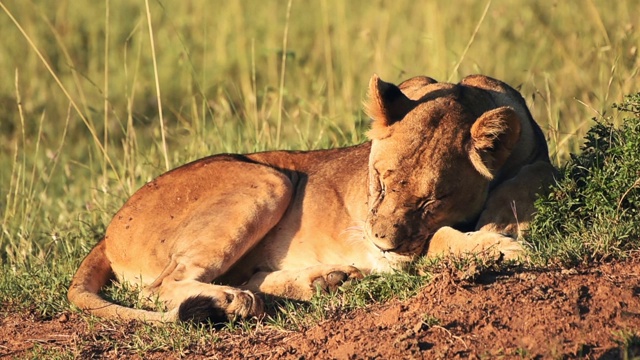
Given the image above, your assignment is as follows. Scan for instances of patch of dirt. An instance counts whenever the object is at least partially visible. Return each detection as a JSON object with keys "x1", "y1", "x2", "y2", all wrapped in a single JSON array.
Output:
[{"x1": 2, "y1": 255, "x2": 640, "y2": 359}]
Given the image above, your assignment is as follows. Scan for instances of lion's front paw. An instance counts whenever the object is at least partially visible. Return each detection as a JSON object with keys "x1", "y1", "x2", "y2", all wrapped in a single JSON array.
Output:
[
  {"x1": 489, "y1": 236, "x2": 526, "y2": 261},
  {"x1": 465, "y1": 230, "x2": 526, "y2": 261},
  {"x1": 427, "y1": 226, "x2": 527, "y2": 261},
  {"x1": 311, "y1": 266, "x2": 363, "y2": 294}
]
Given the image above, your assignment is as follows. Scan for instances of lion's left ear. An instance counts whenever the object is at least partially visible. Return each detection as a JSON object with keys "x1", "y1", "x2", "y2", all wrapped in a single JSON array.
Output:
[
  {"x1": 469, "y1": 106, "x2": 522, "y2": 179},
  {"x1": 365, "y1": 74, "x2": 415, "y2": 139}
]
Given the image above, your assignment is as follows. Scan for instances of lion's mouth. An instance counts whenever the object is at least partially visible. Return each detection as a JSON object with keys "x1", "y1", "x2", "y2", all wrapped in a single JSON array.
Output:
[
  {"x1": 376, "y1": 235, "x2": 429, "y2": 262},
  {"x1": 358, "y1": 222, "x2": 433, "y2": 268}
]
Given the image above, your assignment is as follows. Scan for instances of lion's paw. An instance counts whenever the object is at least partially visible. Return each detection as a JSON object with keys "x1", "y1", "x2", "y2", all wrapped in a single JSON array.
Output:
[
  {"x1": 466, "y1": 231, "x2": 526, "y2": 261},
  {"x1": 223, "y1": 289, "x2": 264, "y2": 319},
  {"x1": 427, "y1": 226, "x2": 527, "y2": 262},
  {"x1": 311, "y1": 266, "x2": 363, "y2": 293},
  {"x1": 178, "y1": 289, "x2": 264, "y2": 323},
  {"x1": 492, "y1": 236, "x2": 526, "y2": 261}
]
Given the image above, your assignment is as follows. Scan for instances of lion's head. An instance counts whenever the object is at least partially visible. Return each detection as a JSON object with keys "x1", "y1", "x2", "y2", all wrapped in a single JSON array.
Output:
[{"x1": 363, "y1": 74, "x2": 522, "y2": 256}]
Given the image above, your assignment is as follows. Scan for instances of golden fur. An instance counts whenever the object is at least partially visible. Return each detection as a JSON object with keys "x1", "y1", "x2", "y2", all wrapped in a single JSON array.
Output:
[{"x1": 68, "y1": 74, "x2": 556, "y2": 323}]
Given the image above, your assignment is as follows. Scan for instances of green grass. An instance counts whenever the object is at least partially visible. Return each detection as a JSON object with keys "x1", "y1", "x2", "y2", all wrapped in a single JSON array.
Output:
[
  {"x1": 528, "y1": 93, "x2": 640, "y2": 265},
  {"x1": 1, "y1": 0, "x2": 640, "y2": 357},
  {"x1": 613, "y1": 329, "x2": 640, "y2": 360}
]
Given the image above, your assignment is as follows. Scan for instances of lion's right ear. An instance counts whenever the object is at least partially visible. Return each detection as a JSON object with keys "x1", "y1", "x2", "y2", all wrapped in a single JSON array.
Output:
[
  {"x1": 469, "y1": 106, "x2": 522, "y2": 179},
  {"x1": 365, "y1": 74, "x2": 415, "y2": 140}
]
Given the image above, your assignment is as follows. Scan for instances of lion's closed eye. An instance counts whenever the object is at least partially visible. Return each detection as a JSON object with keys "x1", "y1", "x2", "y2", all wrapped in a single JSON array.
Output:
[{"x1": 418, "y1": 198, "x2": 437, "y2": 211}]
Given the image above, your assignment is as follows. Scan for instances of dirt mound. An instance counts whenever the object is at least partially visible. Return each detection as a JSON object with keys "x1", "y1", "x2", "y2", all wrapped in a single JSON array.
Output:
[{"x1": 2, "y1": 255, "x2": 640, "y2": 359}]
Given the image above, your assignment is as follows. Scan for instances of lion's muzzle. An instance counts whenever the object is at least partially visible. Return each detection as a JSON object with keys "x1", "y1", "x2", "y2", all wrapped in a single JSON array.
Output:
[
  {"x1": 365, "y1": 212, "x2": 427, "y2": 255},
  {"x1": 368, "y1": 220, "x2": 406, "y2": 251}
]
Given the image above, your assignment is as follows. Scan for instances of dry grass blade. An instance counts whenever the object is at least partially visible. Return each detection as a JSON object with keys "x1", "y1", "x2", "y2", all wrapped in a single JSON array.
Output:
[
  {"x1": 448, "y1": 0, "x2": 491, "y2": 82},
  {"x1": 276, "y1": 0, "x2": 294, "y2": 148},
  {"x1": 144, "y1": 0, "x2": 170, "y2": 171}
]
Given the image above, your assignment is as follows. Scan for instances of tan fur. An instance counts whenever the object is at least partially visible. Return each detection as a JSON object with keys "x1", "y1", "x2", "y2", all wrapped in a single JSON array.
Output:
[{"x1": 68, "y1": 74, "x2": 556, "y2": 323}]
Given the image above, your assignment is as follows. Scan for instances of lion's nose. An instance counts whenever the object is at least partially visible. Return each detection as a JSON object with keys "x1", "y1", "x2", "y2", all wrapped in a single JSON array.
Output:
[
  {"x1": 372, "y1": 229, "x2": 401, "y2": 251},
  {"x1": 367, "y1": 216, "x2": 405, "y2": 251}
]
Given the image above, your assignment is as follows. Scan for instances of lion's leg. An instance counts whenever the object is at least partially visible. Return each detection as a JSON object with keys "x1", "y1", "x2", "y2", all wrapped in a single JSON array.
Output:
[
  {"x1": 425, "y1": 226, "x2": 524, "y2": 260},
  {"x1": 142, "y1": 258, "x2": 265, "y2": 322},
  {"x1": 241, "y1": 264, "x2": 364, "y2": 301},
  {"x1": 476, "y1": 160, "x2": 557, "y2": 236},
  {"x1": 426, "y1": 161, "x2": 556, "y2": 261},
  {"x1": 136, "y1": 163, "x2": 294, "y2": 322}
]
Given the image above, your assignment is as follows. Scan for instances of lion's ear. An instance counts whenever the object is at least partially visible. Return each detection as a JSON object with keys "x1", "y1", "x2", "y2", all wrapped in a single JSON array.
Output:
[
  {"x1": 365, "y1": 74, "x2": 415, "y2": 139},
  {"x1": 469, "y1": 106, "x2": 522, "y2": 179}
]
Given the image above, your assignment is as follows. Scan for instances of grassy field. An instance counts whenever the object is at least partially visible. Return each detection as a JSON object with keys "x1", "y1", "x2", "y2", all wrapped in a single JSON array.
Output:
[{"x1": 0, "y1": 0, "x2": 639, "y2": 353}]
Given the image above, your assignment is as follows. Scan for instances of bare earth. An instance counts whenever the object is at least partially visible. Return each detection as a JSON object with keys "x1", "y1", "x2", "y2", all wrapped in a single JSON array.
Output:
[{"x1": 2, "y1": 255, "x2": 640, "y2": 359}]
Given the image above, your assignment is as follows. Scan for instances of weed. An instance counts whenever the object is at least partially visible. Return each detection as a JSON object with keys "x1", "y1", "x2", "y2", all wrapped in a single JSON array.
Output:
[
  {"x1": 613, "y1": 329, "x2": 640, "y2": 360},
  {"x1": 23, "y1": 344, "x2": 77, "y2": 360},
  {"x1": 513, "y1": 347, "x2": 530, "y2": 358},
  {"x1": 419, "y1": 314, "x2": 441, "y2": 329}
]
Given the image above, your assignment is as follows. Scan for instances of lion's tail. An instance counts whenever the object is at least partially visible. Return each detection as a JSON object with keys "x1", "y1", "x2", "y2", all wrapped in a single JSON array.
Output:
[{"x1": 67, "y1": 240, "x2": 177, "y2": 322}]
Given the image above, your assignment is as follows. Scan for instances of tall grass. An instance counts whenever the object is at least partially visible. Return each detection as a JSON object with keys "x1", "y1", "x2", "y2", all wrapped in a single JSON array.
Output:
[{"x1": 0, "y1": 0, "x2": 638, "y2": 308}]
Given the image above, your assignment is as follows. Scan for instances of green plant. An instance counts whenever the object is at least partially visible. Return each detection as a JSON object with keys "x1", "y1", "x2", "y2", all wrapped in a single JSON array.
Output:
[
  {"x1": 529, "y1": 93, "x2": 640, "y2": 265},
  {"x1": 419, "y1": 314, "x2": 441, "y2": 328},
  {"x1": 613, "y1": 329, "x2": 640, "y2": 360}
]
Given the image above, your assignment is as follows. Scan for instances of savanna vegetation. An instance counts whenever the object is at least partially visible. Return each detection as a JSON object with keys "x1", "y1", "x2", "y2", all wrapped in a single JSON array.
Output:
[{"x1": 0, "y1": 0, "x2": 639, "y2": 357}]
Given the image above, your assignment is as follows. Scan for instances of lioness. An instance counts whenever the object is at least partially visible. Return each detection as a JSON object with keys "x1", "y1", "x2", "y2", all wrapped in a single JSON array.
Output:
[{"x1": 68, "y1": 74, "x2": 555, "y2": 323}]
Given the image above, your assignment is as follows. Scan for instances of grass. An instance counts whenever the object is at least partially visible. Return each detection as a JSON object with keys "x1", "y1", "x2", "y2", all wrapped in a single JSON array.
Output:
[
  {"x1": 1, "y1": 0, "x2": 640, "y2": 357},
  {"x1": 614, "y1": 329, "x2": 640, "y2": 360},
  {"x1": 528, "y1": 93, "x2": 640, "y2": 265}
]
